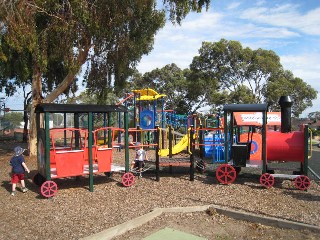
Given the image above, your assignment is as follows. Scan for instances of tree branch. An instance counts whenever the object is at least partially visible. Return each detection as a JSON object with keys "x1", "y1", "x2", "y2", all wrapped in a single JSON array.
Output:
[{"x1": 44, "y1": 40, "x2": 91, "y2": 103}]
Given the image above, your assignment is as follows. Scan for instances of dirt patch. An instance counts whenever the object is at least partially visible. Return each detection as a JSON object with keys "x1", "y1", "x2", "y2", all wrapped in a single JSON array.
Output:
[{"x1": 0, "y1": 140, "x2": 320, "y2": 240}]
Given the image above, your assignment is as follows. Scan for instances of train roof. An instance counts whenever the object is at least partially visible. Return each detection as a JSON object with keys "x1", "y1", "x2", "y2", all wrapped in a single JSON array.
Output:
[
  {"x1": 223, "y1": 103, "x2": 268, "y2": 112},
  {"x1": 35, "y1": 103, "x2": 128, "y2": 113}
]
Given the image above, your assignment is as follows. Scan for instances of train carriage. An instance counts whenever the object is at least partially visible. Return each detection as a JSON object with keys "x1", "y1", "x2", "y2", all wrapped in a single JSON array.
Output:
[{"x1": 33, "y1": 103, "x2": 130, "y2": 198}]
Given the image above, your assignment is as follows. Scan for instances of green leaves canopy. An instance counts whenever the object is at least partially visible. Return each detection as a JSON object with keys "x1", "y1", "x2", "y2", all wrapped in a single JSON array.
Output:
[
  {"x1": 0, "y1": 0, "x2": 210, "y2": 104},
  {"x1": 189, "y1": 39, "x2": 317, "y2": 116},
  {"x1": 0, "y1": 0, "x2": 210, "y2": 154}
]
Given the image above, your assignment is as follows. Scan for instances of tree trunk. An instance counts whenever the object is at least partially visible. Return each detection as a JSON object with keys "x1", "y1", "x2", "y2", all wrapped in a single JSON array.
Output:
[
  {"x1": 29, "y1": 64, "x2": 43, "y2": 156},
  {"x1": 28, "y1": 41, "x2": 90, "y2": 156}
]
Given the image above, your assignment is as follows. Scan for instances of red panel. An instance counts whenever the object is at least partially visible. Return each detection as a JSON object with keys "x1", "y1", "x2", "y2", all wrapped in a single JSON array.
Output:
[
  {"x1": 50, "y1": 150, "x2": 56, "y2": 168},
  {"x1": 55, "y1": 150, "x2": 85, "y2": 177},
  {"x1": 267, "y1": 131, "x2": 304, "y2": 162},
  {"x1": 96, "y1": 147, "x2": 112, "y2": 172}
]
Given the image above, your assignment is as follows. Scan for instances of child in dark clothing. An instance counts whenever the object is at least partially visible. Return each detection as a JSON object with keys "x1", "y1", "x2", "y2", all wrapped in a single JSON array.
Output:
[
  {"x1": 10, "y1": 146, "x2": 30, "y2": 196},
  {"x1": 130, "y1": 142, "x2": 148, "y2": 177}
]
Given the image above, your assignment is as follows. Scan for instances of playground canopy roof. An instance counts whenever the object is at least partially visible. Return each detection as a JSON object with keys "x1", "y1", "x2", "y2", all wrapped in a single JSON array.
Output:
[
  {"x1": 132, "y1": 88, "x2": 166, "y2": 101},
  {"x1": 35, "y1": 103, "x2": 128, "y2": 113},
  {"x1": 223, "y1": 103, "x2": 268, "y2": 112}
]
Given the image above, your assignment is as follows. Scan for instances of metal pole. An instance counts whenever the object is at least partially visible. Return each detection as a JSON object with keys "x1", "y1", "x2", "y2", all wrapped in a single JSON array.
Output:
[
  {"x1": 88, "y1": 112, "x2": 94, "y2": 192},
  {"x1": 190, "y1": 126, "x2": 195, "y2": 181},
  {"x1": 224, "y1": 111, "x2": 228, "y2": 164},
  {"x1": 303, "y1": 125, "x2": 309, "y2": 175},
  {"x1": 124, "y1": 111, "x2": 129, "y2": 172},
  {"x1": 45, "y1": 112, "x2": 51, "y2": 180},
  {"x1": 155, "y1": 125, "x2": 160, "y2": 181},
  {"x1": 262, "y1": 110, "x2": 267, "y2": 173}
]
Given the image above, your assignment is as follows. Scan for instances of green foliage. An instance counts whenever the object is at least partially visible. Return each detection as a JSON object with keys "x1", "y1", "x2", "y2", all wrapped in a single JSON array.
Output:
[
  {"x1": 0, "y1": 0, "x2": 210, "y2": 105},
  {"x1": 189, "y1": 39, "x2": 317, "y2": 115},
  {"x1": 308, "y1": 111, "x2": 320, "y2": 120},
  {"x1": 65, "y1": 89, "x2": 119, "y2": 105},
  {"x1": 130, "y1": 63, "x2": 188, "y2": 111},
  {"x1": 311, "y1": 128, "x2": 320, "y2": 137},
  {"x1": 2, "y1": 112, "x2": 23, "y2": 128},
  {"x1": 266, "y1": 70, "x2": 317, "y2": 117}
]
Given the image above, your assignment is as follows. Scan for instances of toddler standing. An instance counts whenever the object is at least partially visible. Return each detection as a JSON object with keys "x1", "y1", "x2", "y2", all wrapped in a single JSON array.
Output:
[{"x1": 10, "y1": 146, "x2": 30, "y2": 196}]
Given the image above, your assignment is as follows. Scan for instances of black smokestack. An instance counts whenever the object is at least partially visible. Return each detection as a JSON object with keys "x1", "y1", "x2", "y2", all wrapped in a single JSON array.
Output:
[{"x1": 278, "y1": 96, "x2": 293, "y2": 133}]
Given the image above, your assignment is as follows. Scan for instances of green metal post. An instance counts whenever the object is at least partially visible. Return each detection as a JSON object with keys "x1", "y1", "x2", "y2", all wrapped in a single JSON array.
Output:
[
  {"x1": 224, "y1": 111, "x2": 228, "y2": 163},
  {"x1": 262, "y1": 111, "x2": 267, "y2": 173},
  {"x1": 124, "y1": 111, "x2": 129, "y2": 172},
  {"x1": 45, "y1": 112, "x2": 51, "y2": 180},
  {"x1": 303, "y1": 125, "x2": 309, "y2": 175},
  {"x1": 88, "y1": 112, "x2": 94, "y2": 192},
  {"x1": 74, "y1": 113, "x2": 80, "y2": 149},
  {"x1": 199, "y1": 124, "x2": 203, "y2": 159},
  {"x1": 155, "y1": 125, "x2": 160, "y2": 181},
  {"x1": 190, "y1": 126, "x2": 195, "y2": 181},
  {"x1": 108, "y1": 113, "x2": 112, "y2": 147}
]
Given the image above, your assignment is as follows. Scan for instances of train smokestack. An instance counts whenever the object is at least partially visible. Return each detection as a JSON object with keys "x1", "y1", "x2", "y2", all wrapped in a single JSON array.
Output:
[{"x1": 278, "y1": 96, "x2": 293, "y2": 133}]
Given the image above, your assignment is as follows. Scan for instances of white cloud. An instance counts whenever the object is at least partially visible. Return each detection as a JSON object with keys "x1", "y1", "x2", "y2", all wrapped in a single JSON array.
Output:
[
  {"x1": 137, "y1": 1, "x2": 320, "y2": 117},
  {"x1": 240, "y1": 4, "x2": 320, "y2": 36},
  {"x1": 281, "y1": 53, "x2": 320, "y2": 84},
  {"x1": 256, "y1": 0, "x2": 266, "y2": 7},
  {"x1": 280, "y1": 53, "x2": 320, "y2": 116},
  {"x1": 227, "y1": 2, "x2": 241, "y2": 10},
  {"x1": 137, "y1": 5, "x2": 302, "y2": 74}
]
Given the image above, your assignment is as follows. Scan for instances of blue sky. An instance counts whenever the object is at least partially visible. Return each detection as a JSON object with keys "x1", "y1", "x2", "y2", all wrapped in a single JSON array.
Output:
[
  {"x1": 2, "y1": 0, "x2": 319, "y2": 117},
  {"x1": 136, "y1": 0, "x2": 320, "y2": 117}
]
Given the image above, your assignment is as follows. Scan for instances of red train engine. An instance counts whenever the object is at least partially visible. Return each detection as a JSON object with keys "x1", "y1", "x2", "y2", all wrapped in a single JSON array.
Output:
[{"x1": 216, "y1": 96, "x2": 312, "y2": 190}]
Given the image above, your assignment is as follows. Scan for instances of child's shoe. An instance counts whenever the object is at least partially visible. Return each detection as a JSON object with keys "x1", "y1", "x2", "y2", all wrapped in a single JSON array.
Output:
[
  {"x1": 11, "y1": 191, "x2": 16, "y2": 196},
  {"x1": 22, "y1": 187, "x2": 28, "y2": 193}
]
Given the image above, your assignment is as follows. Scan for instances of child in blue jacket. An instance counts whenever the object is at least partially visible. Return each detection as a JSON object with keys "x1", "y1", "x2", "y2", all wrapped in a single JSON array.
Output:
[{"x1": 10, "y1": 146, "x2": 30, "y2": 196}]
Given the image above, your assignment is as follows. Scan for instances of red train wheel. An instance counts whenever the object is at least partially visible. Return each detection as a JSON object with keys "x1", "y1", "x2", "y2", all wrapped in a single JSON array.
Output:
[
  {"x1": 41, "y1": 181, "x2": 58, "y2": 198},
  {"x1": 216, "y1": 164, "x2": 236, "y2": 184},
  {"x1": 122, "y1": 172, "x2": 135, "y2": 187},
  {"x1": 260, "y1": 173, "x2": 275, "y2": 188},
  {"x1": 294, "y1": 175, "x2": 310, "y2": 190}
]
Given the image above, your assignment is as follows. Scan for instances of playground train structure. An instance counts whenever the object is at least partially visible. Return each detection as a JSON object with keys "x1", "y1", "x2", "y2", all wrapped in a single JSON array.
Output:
[{"x1": 32, "y1": 92, "x2": 315, "y2": 198}]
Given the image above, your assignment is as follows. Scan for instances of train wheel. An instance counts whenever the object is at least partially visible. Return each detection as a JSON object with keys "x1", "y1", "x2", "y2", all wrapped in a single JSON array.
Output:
[
  {"x1": 260, "y1": 173, "x2": 275, "y2": 188},
  {"x1": 216, "y1": 164, "x2": 236, "y2": 185},
  {"x1": 41, "y1": 181, "x2": 58, "y2": 198},
  {"x1": 196, "y1": 160, "x2": 206, "y2": 173},
  {"x1": 294, "y1": 175, "x2": 310, "y2": 190},
  {"x1": 122, "y1": 172, "x2": 135, "y2": 187}
]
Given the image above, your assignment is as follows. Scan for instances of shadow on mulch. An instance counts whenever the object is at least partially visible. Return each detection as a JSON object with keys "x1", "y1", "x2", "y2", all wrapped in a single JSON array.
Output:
[
  {"x1": 48, "y1": 174, "x2": 117, "y2": 192},
  {"x1": 283, "y1": 190, "x2": 320, "y2": 202},
  {"x1": 1, "y1": 180, "x2": 12, "y2": 193},
  {"x1": 1, "y1": 170, "x2": 38, "y2": 193}
]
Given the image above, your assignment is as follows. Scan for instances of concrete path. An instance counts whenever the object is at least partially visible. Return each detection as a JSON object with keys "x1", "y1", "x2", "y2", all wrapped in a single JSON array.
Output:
[{"x1": 81, "y1": 204, "x2": 320, "y2": 240}]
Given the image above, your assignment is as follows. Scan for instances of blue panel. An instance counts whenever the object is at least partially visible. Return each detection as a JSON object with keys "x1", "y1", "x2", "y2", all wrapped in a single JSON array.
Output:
[{"x1": 140, "y1": 110, "x2": 154, "y2": 129}]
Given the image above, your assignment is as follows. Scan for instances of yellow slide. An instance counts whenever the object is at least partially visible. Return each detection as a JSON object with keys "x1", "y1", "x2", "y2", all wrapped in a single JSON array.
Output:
[{"x1": 158, "y1": 134, "x2": 189, "y2": 156}]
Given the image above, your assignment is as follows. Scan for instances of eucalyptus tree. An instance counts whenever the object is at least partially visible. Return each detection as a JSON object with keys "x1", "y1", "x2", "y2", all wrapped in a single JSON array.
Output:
[
  {"x1": 189, "y1": 39, "x2": 317, "y2": 115},
  {"x1": 265, "y1": 70, "x2": 317, "y2": 117},
  {"x1": 129, "y1": 63, "x2": 189, "y2": 113},
  {"x1": 190, "y1": 39, "x2": 282, "y2": 104},
  {"x1": 308, "y1": 112, "x2": 320, "y2": 121},
  {"x1": 0, "y1": 0, "x2": 210, "y2": 154}
]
